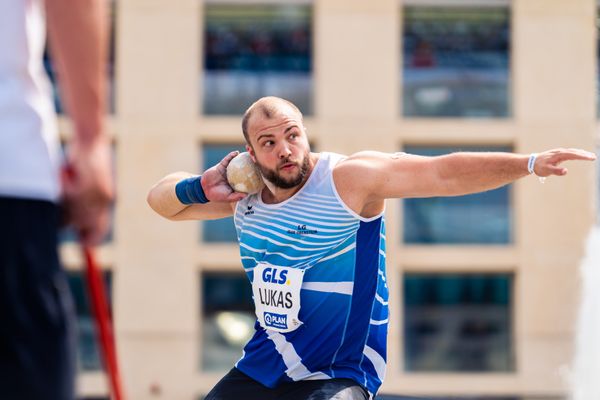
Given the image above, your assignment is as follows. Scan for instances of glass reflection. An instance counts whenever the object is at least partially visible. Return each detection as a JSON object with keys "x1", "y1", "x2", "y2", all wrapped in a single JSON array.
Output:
[
  {"x1": 403, "y1": 6, "x2": 510, "y2": 117},
  {"x1": 203, "y1": 4, "x2": 312, "y2": 115},
  {"x1": 202, "y1": 273, "x2": 255, "y2": 371},
  {"x1": 67, "y1": 270, "x2": 112, "y2": 371},
  {"x1": 403, "y1": 146, "x2": 512, "y2": 245},
  {"x1": 403, "y1": 273, "x2": 513, "y2": 372}
]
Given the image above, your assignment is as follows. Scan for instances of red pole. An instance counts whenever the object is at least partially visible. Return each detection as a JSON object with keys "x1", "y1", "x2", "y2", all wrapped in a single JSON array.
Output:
[{"x1": 83, "y1": 246, "x2": 125, "y2": 400}]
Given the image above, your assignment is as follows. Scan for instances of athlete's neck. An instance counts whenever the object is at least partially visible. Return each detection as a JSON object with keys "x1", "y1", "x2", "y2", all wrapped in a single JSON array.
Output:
[{"x1": 261, "y1": 153, "x2": 319, "y2": 204}]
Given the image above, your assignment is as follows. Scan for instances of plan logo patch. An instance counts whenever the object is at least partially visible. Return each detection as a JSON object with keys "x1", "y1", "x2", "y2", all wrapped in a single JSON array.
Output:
[{"x1": 263, "y1": 312, "x2": 288, "y2": 329}]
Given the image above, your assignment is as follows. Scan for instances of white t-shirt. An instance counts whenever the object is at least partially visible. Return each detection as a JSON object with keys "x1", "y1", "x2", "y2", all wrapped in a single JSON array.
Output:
[{"x1": 0, "y1": 0, "x2": 61, "y2": 202}]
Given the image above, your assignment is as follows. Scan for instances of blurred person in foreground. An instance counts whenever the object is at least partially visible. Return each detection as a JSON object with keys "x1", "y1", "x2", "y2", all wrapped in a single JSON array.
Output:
[
  {"x1": 0, "y1": 0, "x2": 114, "y2": 399},
  {"x1": 148, "y1": 96, "x2": 595, "y2": 399}
]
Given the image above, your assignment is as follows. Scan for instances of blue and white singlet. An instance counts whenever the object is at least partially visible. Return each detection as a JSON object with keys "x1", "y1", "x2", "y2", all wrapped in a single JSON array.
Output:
[{"x1": 233, "y1": 152, "x2": 388, "y2": 397}]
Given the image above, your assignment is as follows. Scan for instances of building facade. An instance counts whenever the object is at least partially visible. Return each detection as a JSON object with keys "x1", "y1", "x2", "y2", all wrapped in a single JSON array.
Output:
[{"x1": 56, "y1": 0, "x2": 598, "y2": 399}]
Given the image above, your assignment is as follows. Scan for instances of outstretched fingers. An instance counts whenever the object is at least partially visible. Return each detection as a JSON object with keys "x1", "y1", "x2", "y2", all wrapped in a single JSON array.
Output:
[
  {"x1": 554, "y1": 148, "x2": 597, "y2": 162},
  {"x1": 537, "y1": 148, "x2": 596, "y2": 177}
]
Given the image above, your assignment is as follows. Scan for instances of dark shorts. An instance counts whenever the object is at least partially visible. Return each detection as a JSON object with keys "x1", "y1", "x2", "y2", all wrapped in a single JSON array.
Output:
[
  {"x1": 0, "y1": 197, "x2": 76, "y2": 400},
  {"x1": 205, "y1": 368, "x2": 370, "y2": 400}
]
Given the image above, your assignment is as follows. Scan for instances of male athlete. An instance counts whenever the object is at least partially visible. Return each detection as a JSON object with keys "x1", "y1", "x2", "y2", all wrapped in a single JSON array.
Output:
[{"x1": 147, "y1": 96, "x2": 595, "y2": 399}]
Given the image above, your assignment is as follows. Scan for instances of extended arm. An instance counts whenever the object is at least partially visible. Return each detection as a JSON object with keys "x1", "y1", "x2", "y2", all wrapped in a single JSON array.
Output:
[
  {"x1": 334, "y1": 148, "x2": 596, "y2": 216},
  {"x1": 46, "y1": 0, "x2": 107, "y2": 144},
  {"x1": 147, "y1": 151, "x2": 247, "y2": 221},
  {"x1": 46, "y1": 0, "x2": 114, "y2": 245}
]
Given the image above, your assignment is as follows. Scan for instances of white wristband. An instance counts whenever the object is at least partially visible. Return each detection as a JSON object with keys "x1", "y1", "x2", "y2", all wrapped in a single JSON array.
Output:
[
  {"x1": 528, "y1": 153, "x2": 546, "y2": 183},
  {"x1": 527, "y1": 153, "x2": 537, "y2": 175}
]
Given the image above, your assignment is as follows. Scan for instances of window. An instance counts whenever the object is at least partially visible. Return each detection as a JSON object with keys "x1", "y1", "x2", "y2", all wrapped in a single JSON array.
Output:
[
  {"x1": 203, "y1": 3, "x2": 313, "y2": 115},
  {"x1": 403, "y1": 273, "x2": 514, "y2": 372},
  {"x1": 67, "y1": 270, "x2": 112, "y2": 371},
  {"x1": 403, "y1": 146, "x2": 512, "y2": 245},
  {"x1": 201, "y1": 144, "x2": 247, "y2": 242},
  {"x1": 402, "y1": 3, "x2": 510, "y2": 117},
  {"x1": 201, "y1": 273, "x2": 255, "y2": 371}
]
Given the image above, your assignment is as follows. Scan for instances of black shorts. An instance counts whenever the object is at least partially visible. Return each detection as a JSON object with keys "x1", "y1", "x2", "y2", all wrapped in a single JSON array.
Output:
[
  {"x1": 205, "y1": 368, "x2": 370, "y2": 400},
  {"x1": 0, "y1": 197, "x2": 76, "y2": 400}
]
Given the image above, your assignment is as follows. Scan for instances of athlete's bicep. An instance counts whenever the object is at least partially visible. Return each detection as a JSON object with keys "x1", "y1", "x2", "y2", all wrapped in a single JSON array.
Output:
[
  {"x1": 374, "y1": 152, "x2": 448, "y2": 199},
  {"x1": 336, "y1": 152, "x2": 447, "y2": 202}
]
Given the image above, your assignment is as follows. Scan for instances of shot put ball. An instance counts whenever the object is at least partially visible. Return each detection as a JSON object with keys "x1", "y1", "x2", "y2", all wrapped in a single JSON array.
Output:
[{"x1": 226, "y1": 152, "x2": 264, "y2": 194}]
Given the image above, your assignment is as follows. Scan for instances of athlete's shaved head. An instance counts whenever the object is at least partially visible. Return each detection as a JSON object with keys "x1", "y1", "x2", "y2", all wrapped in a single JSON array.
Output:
[{"x1": 242, "y1": 96, "x2": 304, "y2": 144}]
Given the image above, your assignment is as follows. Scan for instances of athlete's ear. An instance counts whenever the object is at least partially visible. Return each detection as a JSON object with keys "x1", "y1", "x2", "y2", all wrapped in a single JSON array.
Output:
[{"x1": 246, "y1": 144, "x2": 257, "y2": 163}]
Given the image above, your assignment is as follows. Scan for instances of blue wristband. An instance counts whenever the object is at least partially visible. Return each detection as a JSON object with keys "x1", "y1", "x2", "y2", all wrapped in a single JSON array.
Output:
[{"x1": 175, "y1": 176, "x2": 210, "y2": 204}]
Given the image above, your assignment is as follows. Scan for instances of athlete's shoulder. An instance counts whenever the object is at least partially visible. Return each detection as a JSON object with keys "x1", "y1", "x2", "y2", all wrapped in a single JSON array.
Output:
[
  {"x1": 333, "y1": 151, "x2": 383, "y2": 178},
  {"x1": 330, "y1": 151, "x2": 393, "y2": 215}
]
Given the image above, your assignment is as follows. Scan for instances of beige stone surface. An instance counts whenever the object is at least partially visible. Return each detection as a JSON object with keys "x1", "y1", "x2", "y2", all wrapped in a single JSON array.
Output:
[
  {"x1": 63, "y1": 0, "x2": 598, "y2": 398},
  {"x1": 119, "y1": 335, "x2": 199, "y2": 400}
]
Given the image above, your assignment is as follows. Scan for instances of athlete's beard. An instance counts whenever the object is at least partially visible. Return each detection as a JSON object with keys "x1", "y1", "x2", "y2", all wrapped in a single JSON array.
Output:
[{"x1": 257, "y1": 151, "x2": 310, "y2": 189}]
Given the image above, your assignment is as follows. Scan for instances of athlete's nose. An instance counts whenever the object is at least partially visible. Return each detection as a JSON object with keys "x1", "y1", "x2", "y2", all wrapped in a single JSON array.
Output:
[{"x1": 278, "y1": 142, "x2": 292, "y2": 159}]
